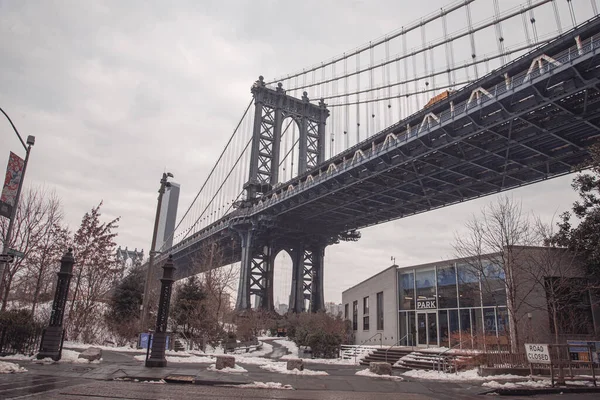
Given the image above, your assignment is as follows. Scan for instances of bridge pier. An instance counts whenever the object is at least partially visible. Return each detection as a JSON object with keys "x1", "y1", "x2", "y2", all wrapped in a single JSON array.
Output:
[
  {"x1": 233, "y1": 224, "x2": 253, "y2": 311},
  {"x1": 288, "y1": 241, "x2": 326, "y2": 313}
]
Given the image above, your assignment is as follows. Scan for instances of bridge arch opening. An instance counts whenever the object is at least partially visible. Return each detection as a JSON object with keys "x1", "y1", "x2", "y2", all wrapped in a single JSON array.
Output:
[
  {"x1": 273, "y1": 249, "x2": 293, "y2": 314},
  {"x1": 278, "y1": 116, "x2": 301, "y2": 184}
]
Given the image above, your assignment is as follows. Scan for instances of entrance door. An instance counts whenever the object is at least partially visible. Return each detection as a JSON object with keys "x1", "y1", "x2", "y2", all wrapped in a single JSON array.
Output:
[{"x1": 416, "y1": 311, "x2": 438, "y2": 346}]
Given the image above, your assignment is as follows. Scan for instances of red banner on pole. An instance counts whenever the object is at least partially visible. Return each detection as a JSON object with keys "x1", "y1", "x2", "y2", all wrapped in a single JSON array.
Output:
[{"x1": 0, "y1": 152, "x2": 25, "y2": 218}]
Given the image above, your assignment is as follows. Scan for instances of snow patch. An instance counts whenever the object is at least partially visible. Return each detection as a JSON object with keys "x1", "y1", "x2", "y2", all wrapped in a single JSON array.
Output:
[
  {"x1": 233, "y1": 341, "x2": 273, "y2": 358},
  {"x1": 235, "y1": 381, "x2": 294, "y2": 390},
  {"x1": 133, "y1": 354, "x2": 214, "y2": 363},
  {"x1": 482, "y1": 379, "x2": 595, "y2": 389},
  {"x1": 207, "y1": 364, "x2": 248, "y2": 373},
  {"x1": 0, "y1": 354, "x2": 35, "y2": 361},
  {"x1": 402, "y1": 369, "x2": 523, "y2": 381},
  {"x1": 259, "y1": 362, "x2": 328, "y2": 375},
  {"x1": 59, "y1": 349, "x2": 102, "y2": 364},
  {"x1": 355, "y1": 369, "x2": 404, "y2": 380},
  {"x1": 273, "y1": 339, "x2": 299, "y2": 357},
  {"x1": 0, "y1": 361, "x2": 27, "y2": 374}
]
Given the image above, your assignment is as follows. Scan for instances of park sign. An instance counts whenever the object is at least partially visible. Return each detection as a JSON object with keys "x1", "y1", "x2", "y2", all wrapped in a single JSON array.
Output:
[
  {"x1": 416, "y1": 298, "x2": 437, "y2": 309},
  {"x1": 524, "y1": 343, "x2": 552, "y2": 364},
  {"x1": 0, "y1": 152, "x2": 25, "y2": 219}
]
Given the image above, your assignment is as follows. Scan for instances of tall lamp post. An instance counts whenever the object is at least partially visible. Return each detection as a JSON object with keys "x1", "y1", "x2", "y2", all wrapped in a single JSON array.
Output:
[
  {"x1": 0, "y1": 106, "x2": 35, "y2": 301},
  {"x1": 140, "y1": 172, "x2": 174, "y2": 331}
]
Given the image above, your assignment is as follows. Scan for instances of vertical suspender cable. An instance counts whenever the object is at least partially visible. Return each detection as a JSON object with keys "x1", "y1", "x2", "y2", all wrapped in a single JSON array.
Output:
[
  {"x1": 493, "y1": 0, "x2": 508, "y2": 65},
  {"x1": 356, "y1": 53, "x2": 361, "y2": 144},
  {"x1": 421, "y1": 23, "x2": 429, "y2": 108},
  {"x1": 412, "y1": 48, "x2": 419, "y2": 110},
  {"x1": 566, "y1": 0, "x2": 576, "y2": 27},
  {"x1": 552, "y1": 0, "x2": 563, "y2": 34},
  {"x1": 396, "y1": 53, "x2": 402, "y2": 121},
  {"x1": 402, "y1": 30, "x2": 409, "y2": 117},
  {"x1": 369, "y1": 43, "x2": 374, "y2": 137},
  {"x1": 331, "y1": 62, "x2": 336, "y2": 158},
  {"x1": 528, "y1": 0, "x2": 539, "y2": 44},
  {"x1": 442, "y1": 10, "x2": 455, "y2": 89},
  {"x1": 344, "y1": 54, "x2": 349, "y2": 151},
  {"x1": 385, "y1": 38, "x2": 392, "y2": 129},
  {"x1": 592, "y1": 0, "x2": 598, "y2": 16},
  {"x1": 466, "y1": 2, "x2": 479, "y2": 79},
  {"x1": 521, "y1": 6, "x2": 532, "y2": 47},
  {"x1": 292, "y1": 76, "x2": 298, "y2": 177}
]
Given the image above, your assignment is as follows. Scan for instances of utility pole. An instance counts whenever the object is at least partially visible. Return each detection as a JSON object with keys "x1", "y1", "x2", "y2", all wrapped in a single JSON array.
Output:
[
  {"x1": 140, "y1": 172, "x2": 173, "y2": 331},
  {"x1": 0, "y1": 106, "x2": 35, "y2": 305}
]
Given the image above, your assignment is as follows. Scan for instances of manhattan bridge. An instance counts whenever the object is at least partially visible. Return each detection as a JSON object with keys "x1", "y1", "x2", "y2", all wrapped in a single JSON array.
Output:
[{"x1": 153, "y1": 0, "x2": 600, "y2": 314}]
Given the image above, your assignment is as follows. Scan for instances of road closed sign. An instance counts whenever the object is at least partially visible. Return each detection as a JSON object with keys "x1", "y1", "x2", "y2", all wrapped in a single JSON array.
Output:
[{"x1": 525, "y1": 343, "x2": 552, "y2": 364}]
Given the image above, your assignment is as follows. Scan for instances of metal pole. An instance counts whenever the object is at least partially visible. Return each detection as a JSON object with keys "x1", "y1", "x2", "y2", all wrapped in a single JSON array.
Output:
[
  {"x1": 140, "y1": 173, "x2": 170, "y2": 331},
  {"x1": 0, "y1": 134, "x2": 32, "y2": 307}
]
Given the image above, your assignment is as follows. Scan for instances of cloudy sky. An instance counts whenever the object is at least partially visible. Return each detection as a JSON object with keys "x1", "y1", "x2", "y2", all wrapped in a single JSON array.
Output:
[{"x1": 0, "y1": 0, "x2": 589, "y2": 304}]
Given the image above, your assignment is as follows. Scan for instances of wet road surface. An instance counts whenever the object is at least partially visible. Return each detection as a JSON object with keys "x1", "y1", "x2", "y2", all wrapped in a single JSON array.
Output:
[{"x1": 0, "y1": 374, "x2": 87, "y2": 399}]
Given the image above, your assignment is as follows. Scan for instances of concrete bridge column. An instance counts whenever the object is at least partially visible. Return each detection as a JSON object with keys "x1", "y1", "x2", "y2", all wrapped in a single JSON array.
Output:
[
  {"x1": 289, "y1": 244, "x2": 306, "y2": 313},
  {"x1": 234, "y1": 226, "x2": 253, "y2": 311},
  {"x1": 309, "y1": 242, "x2": 326, "y2": 313}
]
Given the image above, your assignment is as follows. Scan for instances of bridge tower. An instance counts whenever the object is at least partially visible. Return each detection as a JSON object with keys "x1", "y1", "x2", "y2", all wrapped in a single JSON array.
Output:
[{"x1": 233, "y1": 77, "x2": 330, "y2": 312}]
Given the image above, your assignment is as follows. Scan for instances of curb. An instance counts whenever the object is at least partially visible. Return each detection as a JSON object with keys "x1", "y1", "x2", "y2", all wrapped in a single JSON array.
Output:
[
  {"x1": 114, "y1": 375, "x2": 252, "y2": 386},
  {"x1": 481, "y1": 386, "x2": 600, "y2": 396}
]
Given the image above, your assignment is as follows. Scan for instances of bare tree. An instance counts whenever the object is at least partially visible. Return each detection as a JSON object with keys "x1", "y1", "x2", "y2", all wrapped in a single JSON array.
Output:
[
  {"x1": 0, "y1": 187, "x2": 65, "y2": 312},
  {"x1": 454, "y1": 196, "x2": 540, "y2": 351}
]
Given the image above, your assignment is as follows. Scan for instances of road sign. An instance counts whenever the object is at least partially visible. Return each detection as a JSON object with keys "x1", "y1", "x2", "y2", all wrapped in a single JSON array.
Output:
[
  {"x1": 0, "y1": 254, "x2": 15, "y2": 263},
  {"x1": 525, "y1": 343, "x2": 552, "y2": 364},
  {"x1": 7, "y1": 248, "x2": 24, "y2": 258}
]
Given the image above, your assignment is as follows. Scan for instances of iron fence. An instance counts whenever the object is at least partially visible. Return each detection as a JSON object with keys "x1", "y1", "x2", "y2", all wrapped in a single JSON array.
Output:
[{"x1": 0, "y1": 323, "x2": 44, "y2": 356}]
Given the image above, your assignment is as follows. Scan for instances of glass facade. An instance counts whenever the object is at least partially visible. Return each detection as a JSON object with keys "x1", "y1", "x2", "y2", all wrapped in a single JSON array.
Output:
[{"x1": 398, "y1": 262, "x2": 509, "y2": 349}]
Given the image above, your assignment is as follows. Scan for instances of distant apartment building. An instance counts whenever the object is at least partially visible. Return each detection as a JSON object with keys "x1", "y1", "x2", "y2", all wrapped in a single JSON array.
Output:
[
  {"x1": 154, "y1": 182, "x2": 180, "y2": 252},
  {"x1": 325, "y1": 302, "x2": 343, "y2": 318}
]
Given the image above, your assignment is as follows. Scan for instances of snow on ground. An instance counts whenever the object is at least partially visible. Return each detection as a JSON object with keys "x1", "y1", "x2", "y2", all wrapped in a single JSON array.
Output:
[
  {"x1": 235, "y1": 356, "x2": 278, "y2": 366},
  {"x1": 259, "y1": 362, "x2": 328, "y2": 376},
  {"x1": 233, "y1": 341, "x2": 273, "y2": 358},
  {"x1": 402, "y1": 369, "x2": 524, "y2": 381},
  {"x1": 133, "y1": 354, "x2": 214, "y2": 363},
  {"x1": 273, "y1": 340, "x2": 299, "y2": 357},
  {"x1": 0, "y1": 361, "x2": 27, "y2": 373},
  {"x1": 59, "y1": 349, "x2": 102, "y2": 364},
  {"x1": 234, "y1": 381, "x2": 294, "y2": 390},
  {"x1": 482, "y1": 379, "x2": 596, "y2": 389},
  {"x1": 63, "y1": 342, "x2": 143, "y2": 353},
  {"x1": 0, "y1": 354, "x2": 35, "y2": 361},
  {"x1": 355, "y1": 369, "x2": 404, "y2": 380},
  {"x1": 207, "y1": 364, "x2": 248, "y2": 373}
]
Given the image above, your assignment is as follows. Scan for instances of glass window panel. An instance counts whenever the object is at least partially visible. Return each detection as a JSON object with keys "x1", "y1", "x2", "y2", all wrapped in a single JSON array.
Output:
[
  {"x1": 458, "y1": 264, "x2": 481, "y2": 307},
  {"x1": 460, "y1": 309, "x2": 471, "y2": 338},
  {"x1": 449, "y1": 309, "x2": 460, "y2": 346},
  {"x1": 427, "y1": 312, "x2": 438, "y2": 346},
  {"x1": 472, "y1": 309, "x2": 483, "y2": 344},
  {"x1": 439, "y1": 310, "x2": 449, "y2": 347},
  {"x1": 376, "y1": 292, "x2": 384, "y2": 330},
  {"x1": 398, "y1": 271, "x2": 415, "y2": 310},
  {"x1": 437, "y1": 265, "x2": 457, "y2": 308},
  {"x1": 408, "y1": 311, "x2": 416, "y2": 346},
  {"x1": 399, "y1": 312, "x2": 407, "y2": 345},
  {"x1": 416, "y1": 267, "x2": 436, "y2": 302},
  {"x1": 481, "y1": 262, "x2": 507, "y2": 306},
  {"x1": 352, "y1": 301, "x2": 358, "y2": 331},
  {"x1": 483, "y1": 307, "x2": 497, "y2": 336}
]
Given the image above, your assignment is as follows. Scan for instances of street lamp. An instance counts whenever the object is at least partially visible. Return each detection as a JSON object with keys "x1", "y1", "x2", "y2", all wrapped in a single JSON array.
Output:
[
  {"x1": 140, "y1": 172, "x2": 174, "y2": 331},
  {"x1": 0, "y1": 106, "x2": 35, "y2": 297}
]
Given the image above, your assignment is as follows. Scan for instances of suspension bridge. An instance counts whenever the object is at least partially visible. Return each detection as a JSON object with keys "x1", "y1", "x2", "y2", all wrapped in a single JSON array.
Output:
[{"x1": 155, "y1": 0, "x2": 600, "y2": 313}]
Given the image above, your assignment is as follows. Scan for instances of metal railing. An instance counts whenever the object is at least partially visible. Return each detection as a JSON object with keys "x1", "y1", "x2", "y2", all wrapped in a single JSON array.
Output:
[
  {"x1": 385, "y1": 333, "x2": 412, "y2": 363},
  {"x1": 434, "y1": 338, "x2": 473, "y2": 373},
  {"x1": 352, "y1": 332, "x2": 383, "y2": 364}
]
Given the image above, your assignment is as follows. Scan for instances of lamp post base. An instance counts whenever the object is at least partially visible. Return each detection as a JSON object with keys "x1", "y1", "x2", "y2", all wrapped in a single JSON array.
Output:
[
  {"x1": 37, "y1": 326, "x2": 64, "y2": 361},
  {"x1": 145, "y1": 332, "x2": 168, "y2": 368}
]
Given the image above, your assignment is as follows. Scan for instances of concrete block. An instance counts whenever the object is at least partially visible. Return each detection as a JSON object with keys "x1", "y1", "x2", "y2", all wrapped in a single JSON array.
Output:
[
  {"x1": 369, "y1": 361, "x2": 392, "y2": 375},
  {"x1": 78, "y1": 347, "x2": 102, "y2": 362},
  {"x1": 286, "y1": 358, "x2": 304, "y2": 371},
  {"x1": 215, "y1": 355, "x2": 235, "y2": 370}
]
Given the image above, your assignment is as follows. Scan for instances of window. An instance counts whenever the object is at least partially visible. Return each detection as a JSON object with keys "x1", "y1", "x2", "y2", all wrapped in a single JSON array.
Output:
[
  {"x1": 398, "y1": 270, "x2": 415, "y2": 310},
  {"x1": 363, "y1": 315, "x2": 370, "y2": 330},
  {"x1": 376, "y1": 292, "x2": 384, "y2": 330},
  {"x1": 363, "y1": 296, "x2": 369, "y2": 314},
  {"x1": 344, "y1": 303, "x2": 349, "y2": 320},
  {"x1": 416, "y1": 267, "x2": 436, "y2": 305},
  {"x1": 481, "y1": 261, "x2": 507, "y2": 306},
  {"x1": 352, "y1": 300, "x2": 358, "y2": 331},
  {"x1": 437, "y1": 265, "x2": 457, "y2": 308},
  {"x1": 457, "y1": 264, "x2": 481, "y2": 307}
]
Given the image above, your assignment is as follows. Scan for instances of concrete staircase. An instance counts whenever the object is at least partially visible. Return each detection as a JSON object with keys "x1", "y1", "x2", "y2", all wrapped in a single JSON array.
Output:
[
  {"x1": 359, "y1": 348, "x2": 412, "y2": 367},
  {"x1": 359, "y1": 347, "x2": 475, "y2": 373}
]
